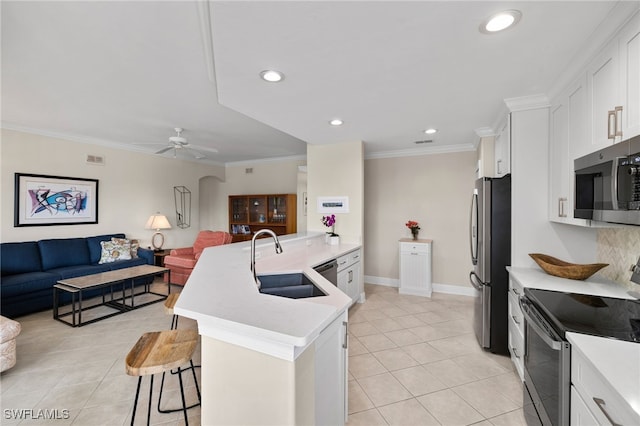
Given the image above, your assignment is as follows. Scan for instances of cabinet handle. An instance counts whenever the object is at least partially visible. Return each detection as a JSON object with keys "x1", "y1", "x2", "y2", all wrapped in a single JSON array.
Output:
[
  {"x1": 512, "y1": 315, "x2": 520, "y2": 325},
  {"x1": 497, "y1": 159, "x2": 502, "y2": 175},
  {"x1": 615, "y1": 106, "x2": 623, "y2": 137},
  {"x1": 348, "y1": 270, "x2": 353, "y2": 283},
  {"x1": 607, "y1": 110, "x2": 616, "y2": 140},
  {"x1": 342, "y1": 321, "x2": 348, "y2": 349},
  {"x1": 593, "y1": 397, "x2": 621, "y2": 426},
  {"x1": 511, "y1": 347, "x2": 520, "y2": 359}
]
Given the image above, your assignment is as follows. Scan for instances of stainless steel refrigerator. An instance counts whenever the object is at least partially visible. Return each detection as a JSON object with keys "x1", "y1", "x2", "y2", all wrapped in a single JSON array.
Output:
[{"x1": 469, "y1": 174, "x2": 511, "y2": 355}]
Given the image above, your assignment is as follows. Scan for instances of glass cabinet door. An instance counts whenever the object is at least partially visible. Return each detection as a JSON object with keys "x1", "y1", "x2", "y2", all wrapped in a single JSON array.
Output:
[
  {"x1": 268, "y1": 196, "x2": 287, "y2": 223},
  {"x1": 249, "y1": 197, "x2": 267, "y2": 224},
  {"x1": 231, "y1": 197, "x2": 248, "y2": 223}
]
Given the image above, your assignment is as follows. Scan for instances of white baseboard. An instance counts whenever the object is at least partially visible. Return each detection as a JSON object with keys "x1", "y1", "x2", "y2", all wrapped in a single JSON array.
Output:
[{"x1": 364, "y1": 275, "x2": 477, "y2": 298}]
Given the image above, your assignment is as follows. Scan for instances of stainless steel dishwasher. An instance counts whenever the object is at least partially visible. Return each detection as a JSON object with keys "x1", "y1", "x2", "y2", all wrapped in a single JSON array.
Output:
[{"x1": 313, "y1": 259, "x2": 338, "y2": 286}]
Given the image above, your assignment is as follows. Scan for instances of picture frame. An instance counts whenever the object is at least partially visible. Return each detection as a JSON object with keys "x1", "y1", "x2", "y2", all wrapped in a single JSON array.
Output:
[
  {"x1": 14, "y1": 173, "x2": 99, "y2": 227},
  {"x1": 241, "y1": 225, "x2": 251, "y2": 234},
  {"x1": 317, "y1": 196, "x2": 349, "y2": 214}
]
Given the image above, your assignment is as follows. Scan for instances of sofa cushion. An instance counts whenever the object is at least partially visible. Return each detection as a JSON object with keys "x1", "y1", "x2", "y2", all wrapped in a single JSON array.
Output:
[
  {"x1": 99, "y1": 240, "x2": 132, "y2": 264},
  {"x1": 1, "y1": 242, "x2": 42, "y2": 276},
  {"x1": 38, "y1": 238, "x2": 91, "y2": 271},
  {"x1": 106, "y1": 257, "x2": 148, "y2": 271},
  {"x1": 86, "y1": 233, "x2": 126, "y2": 264},
  {"x1": 47, "y1": 264, "x2": 111, "y2": 280},
  {"x1": 0, "y1": 271, "x2": 60, "y2": 298}
]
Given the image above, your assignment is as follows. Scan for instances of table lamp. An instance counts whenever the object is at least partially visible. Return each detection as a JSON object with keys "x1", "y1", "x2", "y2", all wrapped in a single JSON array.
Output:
[{"x1": 145, "y1": 213, "x2": 172, "y2": 251}]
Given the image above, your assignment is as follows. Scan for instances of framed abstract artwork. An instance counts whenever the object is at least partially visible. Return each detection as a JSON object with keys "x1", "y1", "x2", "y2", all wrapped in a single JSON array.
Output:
[{"x1": 14, "y1": 173, "x2": 99, "y2": 226}]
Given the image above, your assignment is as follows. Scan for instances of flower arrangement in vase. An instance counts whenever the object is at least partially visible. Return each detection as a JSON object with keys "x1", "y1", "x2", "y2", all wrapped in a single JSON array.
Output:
[
  {"x1": 406, "y1": 220, "x2": 420, "y2": 240},
  {"x1": 322, "y1": 214, "x2": 339, "y2": 244}
]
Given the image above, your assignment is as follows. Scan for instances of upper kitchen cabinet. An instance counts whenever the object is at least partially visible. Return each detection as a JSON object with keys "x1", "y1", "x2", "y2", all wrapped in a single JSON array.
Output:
[
  {"x1": 494, "y1": 115, "x2": 511, "y2": 177},
  {"x1": 584, "y1": 12, "x2": 640, "y2": 156},
  {"x1": 549, "y1": 76, "x2": 590, "y2": 226},
  {"x1": 619, "y1": 12, "x2": 640, "y2": 141}
]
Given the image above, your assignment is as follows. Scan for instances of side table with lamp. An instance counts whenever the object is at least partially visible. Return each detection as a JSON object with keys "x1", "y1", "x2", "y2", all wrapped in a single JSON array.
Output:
[{"x1": 145, "y1": 212, "x2": 172, "y2": 252}]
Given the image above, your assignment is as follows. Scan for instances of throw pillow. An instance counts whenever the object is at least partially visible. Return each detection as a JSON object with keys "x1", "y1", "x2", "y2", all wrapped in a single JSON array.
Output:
[
  {"x1": 99, "y1": 241, "x2": 132, "y2": 264},
  {"x1": 111, "y1": 237, "x2": 139, "y2": 258}
]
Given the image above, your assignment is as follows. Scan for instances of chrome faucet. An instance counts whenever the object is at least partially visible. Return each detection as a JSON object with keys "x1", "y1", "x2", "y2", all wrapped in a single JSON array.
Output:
[{"x1": 251, "y1": 229, "x2": 283, "y2": 288}]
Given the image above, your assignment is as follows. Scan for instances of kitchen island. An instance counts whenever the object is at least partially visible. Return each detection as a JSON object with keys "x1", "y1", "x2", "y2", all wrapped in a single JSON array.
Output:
[{"x1": 174, "y1": 232, "x2": 359, "y2": 425}]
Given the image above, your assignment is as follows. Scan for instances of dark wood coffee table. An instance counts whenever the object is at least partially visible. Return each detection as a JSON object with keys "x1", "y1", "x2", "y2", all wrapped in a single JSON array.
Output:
[{"x1": 53, "y1": 264, "x2": 170, "y2": 327}]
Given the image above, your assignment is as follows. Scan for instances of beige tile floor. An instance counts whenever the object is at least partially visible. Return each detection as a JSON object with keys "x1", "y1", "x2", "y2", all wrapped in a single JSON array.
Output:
[{"x1": 0, "y1": 282, "x2": 525, "y2": 425}]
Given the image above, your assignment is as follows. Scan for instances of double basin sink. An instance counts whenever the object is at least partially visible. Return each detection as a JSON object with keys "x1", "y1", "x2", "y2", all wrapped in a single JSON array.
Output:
[{"x1": 258, "y1": 273, "x2": 326, "y2": 299}]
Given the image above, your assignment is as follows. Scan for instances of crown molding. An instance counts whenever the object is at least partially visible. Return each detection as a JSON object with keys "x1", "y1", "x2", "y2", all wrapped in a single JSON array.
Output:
[
  {"x1": 1, "y1": 123, "x2": 227, "y2": 167},
  {"x1": 224, "y1": 154, "x2": 307, "y2": 168},
  {"x1": 474, "y1": 127, "x2": 495, "y2": 138},
  {"x1": 504, "y1": 94, "x2": 550, "y2": 112},
  {"x1": 365, "y1": 143, "x2": 476, "y2": 160}
]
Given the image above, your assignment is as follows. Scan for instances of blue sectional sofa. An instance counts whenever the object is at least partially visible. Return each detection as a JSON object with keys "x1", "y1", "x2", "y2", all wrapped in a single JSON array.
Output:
[{"x1": 1, "y1": 233, "x2": 154, "y2": 319}]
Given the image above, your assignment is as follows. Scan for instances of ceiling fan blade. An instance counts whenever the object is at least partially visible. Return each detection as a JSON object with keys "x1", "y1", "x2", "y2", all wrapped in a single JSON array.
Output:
[
  {"x1": 188, "y1": 143, "x2": 218, "y2": 153},
  {"x1": 186, "y1": 147, "x2": 207, "y2": 159},
  {"x1": 155, "y1": 146, "x2": 173, "y2": 155}
]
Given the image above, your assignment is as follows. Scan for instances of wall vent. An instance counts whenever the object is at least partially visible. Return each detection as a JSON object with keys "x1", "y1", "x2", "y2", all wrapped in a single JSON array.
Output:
[
  {"x1": 245, "y1": 168, "x2": 253, "y2": 174},
  {"x1": 86, "y1": 154, "x2": 105, "y2": 165},
  {"x1": 414, "y1": 140, "x2": 433, "y2": 145}
]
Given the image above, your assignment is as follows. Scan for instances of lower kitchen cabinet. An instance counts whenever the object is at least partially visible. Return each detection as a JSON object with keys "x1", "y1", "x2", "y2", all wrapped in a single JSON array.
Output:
[
  {"x1": 399, "y1": 239, "x2": 432, "y2": 297},
  {"x1": 314, "y1": 311, "x2": 348, "y2": 425},
  {"x1": 507, "y1": 275, "x2": 525, "y2": 381},
  {"x1": 337, "y1": 249, "x2": 361, "y2": 304}
]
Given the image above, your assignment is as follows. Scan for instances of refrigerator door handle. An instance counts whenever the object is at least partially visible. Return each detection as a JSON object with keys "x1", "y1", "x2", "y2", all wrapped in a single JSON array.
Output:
[
  {"x1": 469, "y1": 271, "x2": 485, "y2": 291},
  {"x1": 470, "y1": 190, "x2": 478, "y2": 265}
]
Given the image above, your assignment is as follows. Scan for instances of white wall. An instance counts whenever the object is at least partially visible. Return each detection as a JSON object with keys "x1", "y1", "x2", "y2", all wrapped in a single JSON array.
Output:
[
  {"x1": 1, "y1": 129, "x2": 225, "y2": 248},
  {"x1": 306, "y1": 141, "x2": 364, "y2": 244},
  {"x1": 509, "y1": 107, "x2": 598, "y2": 267},
  {"x1": 364, "y1": 151, "x2": 477, "y2": 288}
]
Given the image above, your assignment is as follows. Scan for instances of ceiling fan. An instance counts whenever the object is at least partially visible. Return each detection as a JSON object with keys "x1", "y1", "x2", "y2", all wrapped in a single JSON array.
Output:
[{"x1": 155, "y1": 128, "x2": 218, "y2": 160}]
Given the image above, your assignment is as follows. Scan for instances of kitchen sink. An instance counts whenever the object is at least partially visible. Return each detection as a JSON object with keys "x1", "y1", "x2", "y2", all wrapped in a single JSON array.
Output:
[{"x1": 257, "y1": 273, "x2": 327, "y2": 299}]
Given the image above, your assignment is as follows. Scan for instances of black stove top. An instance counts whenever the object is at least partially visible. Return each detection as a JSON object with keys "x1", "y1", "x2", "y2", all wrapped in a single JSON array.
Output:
[{"x1": 524, "y1": 288, "x2": 640, "y2": 343}]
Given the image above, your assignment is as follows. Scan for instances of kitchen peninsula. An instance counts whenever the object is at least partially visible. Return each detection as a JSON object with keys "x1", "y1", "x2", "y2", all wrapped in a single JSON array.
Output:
[{"x1": 174, "y1": 232, "x2": 360, "y2": 425}]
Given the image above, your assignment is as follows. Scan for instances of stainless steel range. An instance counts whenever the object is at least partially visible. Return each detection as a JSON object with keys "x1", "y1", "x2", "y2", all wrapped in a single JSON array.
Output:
[{"x1": 520, "y1": 288, "x2": 640, "y2": 426}]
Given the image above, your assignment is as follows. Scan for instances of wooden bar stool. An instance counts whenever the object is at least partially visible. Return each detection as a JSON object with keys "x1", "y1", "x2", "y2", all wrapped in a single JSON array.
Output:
[
  {"x1": 126, "y1": 329, "x2": 200, "y2": 425},
  {"x1": 164, "y1": 293, "x2": 180, "y2": 330}
]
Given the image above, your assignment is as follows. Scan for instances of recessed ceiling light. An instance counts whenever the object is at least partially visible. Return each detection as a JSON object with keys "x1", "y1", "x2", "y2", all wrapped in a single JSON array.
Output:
[
  {"x1": 480, "y1": 10, "x2": 522, "y2": 34},
  {"x1": 424, "y1": 128, "x2": 438, "y2": 135},
  {"x1": 329, "y1": 119, "x2": 344, "y2": 126},
  {"x1": 260, "y1": 70, "x2": 284, "y2": 82}
]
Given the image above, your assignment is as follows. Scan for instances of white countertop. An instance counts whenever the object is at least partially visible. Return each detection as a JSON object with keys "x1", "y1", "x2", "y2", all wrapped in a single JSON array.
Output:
[
  {"x1": 507, "y1": 266, "x2": 635, "y2": 299},
  {"x1": 567, "y1": 332, "x2": 640, "y2": 422},
  {"x1": 174, "y1": 232, "x2": 356, "y2": 360}
]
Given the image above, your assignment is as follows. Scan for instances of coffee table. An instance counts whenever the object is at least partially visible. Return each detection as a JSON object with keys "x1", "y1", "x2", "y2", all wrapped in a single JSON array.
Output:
[{"x1": 53, "y1": 265, "x2": 170, "y2": 327}]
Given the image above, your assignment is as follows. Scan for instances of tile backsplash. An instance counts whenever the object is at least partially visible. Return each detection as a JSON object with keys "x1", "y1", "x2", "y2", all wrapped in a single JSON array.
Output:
[{"x1": 597, "y1": 228, "x2": 640, "y2": 291}]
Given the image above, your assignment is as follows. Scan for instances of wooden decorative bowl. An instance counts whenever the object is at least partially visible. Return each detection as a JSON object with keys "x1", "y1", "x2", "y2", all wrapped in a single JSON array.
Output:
[{"x1": 529, "y1": 253, "x2": 608, "y2": 281}]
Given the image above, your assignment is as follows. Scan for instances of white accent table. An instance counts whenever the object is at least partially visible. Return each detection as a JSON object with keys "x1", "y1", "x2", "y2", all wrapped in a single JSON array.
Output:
[{"x1": 399, "y1": 238, "x2": 432, "y2": 297}]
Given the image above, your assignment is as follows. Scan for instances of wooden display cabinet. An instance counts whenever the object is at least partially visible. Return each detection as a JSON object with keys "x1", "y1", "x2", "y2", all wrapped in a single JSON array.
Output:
[{"x1": 229, "y1": 194, "x2": 297, "y2": 242}]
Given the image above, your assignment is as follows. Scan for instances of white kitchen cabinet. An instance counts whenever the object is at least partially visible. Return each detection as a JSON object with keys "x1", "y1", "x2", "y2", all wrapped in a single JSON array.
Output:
[
  {"x1": 619, "y1": 12, "x2": 640, "y2": 141},
  {"x1": 507, "y1": 275, "x2": 525, "y2": 381},
  {"x1": 398, "y1": 239, "x2": 432, "y2": 297},
  {"x1": 570, "y1": 386, "x2": 599, "y2": 426},
  {"x1": 315, "y1": 310, "x2": 348, "y2": 425},
  {"x1": 570, "y1": 338, "x2": 639, "y2": 426},
  {"x1": 337, "y1": 249, "x2": 361, "y2": 304},
  {"x1": 494, "y1": 115, "x2": 511, "y2": 177},
  {"x1": 548, "y1": 76, "x2": 591, "y2": 226},
  {"x1": 586, "y1": 11, "x2": 640, "y2": 152}
]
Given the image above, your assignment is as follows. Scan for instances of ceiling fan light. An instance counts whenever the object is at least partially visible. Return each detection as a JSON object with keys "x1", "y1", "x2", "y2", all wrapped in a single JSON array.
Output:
[{"x1": 260, "y1": 70, "x2": 284, "y2": 82}]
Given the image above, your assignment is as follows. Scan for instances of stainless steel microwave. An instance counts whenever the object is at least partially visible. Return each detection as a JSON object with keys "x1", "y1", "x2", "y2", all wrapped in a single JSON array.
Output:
[{"x1": 574, "y1": 135, "x2": 640, "y2": 226}]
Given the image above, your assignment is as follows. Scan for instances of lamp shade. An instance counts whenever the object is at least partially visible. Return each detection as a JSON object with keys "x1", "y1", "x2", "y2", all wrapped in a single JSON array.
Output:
[{"x1": 145, "y1": 213, "x2": 172, "y2": 231}]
